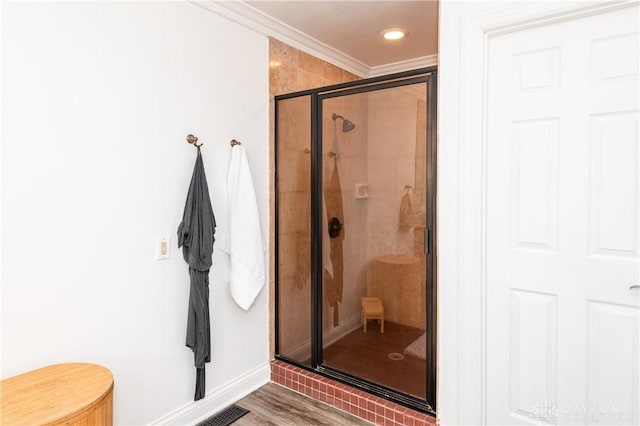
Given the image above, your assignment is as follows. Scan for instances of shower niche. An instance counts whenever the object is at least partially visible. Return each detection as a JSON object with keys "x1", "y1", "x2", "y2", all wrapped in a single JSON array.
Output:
[{"x1": 275, "y1": 68, "x2": 437, "y2": 414}]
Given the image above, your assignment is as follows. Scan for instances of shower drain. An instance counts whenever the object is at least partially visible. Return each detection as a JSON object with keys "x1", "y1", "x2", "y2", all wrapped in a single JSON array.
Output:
[{"x1": 388, "y1": 352, "x2": 405, "y2": 361}]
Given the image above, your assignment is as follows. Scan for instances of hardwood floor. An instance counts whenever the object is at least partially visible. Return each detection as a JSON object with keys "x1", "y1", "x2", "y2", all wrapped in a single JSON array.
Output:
[
  {"x1": 233, "y1": 383, "x2": 371, "y2": 425},
  {"x1": 322, "y1": 321, "x2": 426, "y2": 398}
]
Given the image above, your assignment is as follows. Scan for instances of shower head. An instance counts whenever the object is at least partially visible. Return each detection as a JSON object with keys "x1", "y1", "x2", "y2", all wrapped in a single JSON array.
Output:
[
  {"x1": 342, "y1": 118, "x2": 356, "y2": 132},
  {"x1": 332, "y1": 113, "x2": 356, "y2": 132}
]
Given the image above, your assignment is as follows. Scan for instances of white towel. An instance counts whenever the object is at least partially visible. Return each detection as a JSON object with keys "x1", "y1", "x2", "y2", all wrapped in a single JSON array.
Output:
[{"x1": 220, "y1": 145, "x2": 265, "y2": 310}]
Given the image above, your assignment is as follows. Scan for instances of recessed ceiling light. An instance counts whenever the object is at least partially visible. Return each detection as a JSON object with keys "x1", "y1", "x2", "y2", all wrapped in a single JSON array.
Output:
[{"x1": 381, "y1": 28, "x2": 407, "y2": 40}]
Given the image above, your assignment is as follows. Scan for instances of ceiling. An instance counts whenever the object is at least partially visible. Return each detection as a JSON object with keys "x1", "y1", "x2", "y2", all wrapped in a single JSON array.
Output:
[{"x1": 245, "y1": 1, "x2": 439, "y2": 70}]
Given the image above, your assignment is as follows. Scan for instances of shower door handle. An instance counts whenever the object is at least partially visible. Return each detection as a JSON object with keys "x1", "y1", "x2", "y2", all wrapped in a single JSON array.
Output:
[{"x1": 424, "y1": 229, "x2": 430, "y2": 254}]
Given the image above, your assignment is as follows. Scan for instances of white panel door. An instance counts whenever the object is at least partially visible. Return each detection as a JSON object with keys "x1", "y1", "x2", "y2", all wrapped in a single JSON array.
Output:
[{"x1": 486, "y1": 6, "x2": 639, "y2": 425}]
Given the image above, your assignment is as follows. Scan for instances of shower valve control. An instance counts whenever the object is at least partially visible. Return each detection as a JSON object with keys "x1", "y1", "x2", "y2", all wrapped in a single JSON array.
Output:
[{"x1": 328, "y1": 217, "x2": 342, "y2": 239}]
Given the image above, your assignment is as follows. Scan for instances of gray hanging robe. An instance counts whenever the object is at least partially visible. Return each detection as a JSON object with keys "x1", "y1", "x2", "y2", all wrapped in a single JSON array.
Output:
[{"x1": 177, "y1": 147, "x2": 216, "y2": 401}]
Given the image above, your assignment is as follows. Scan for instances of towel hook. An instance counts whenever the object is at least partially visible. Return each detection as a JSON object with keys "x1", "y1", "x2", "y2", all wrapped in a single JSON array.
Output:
[
  {"x1": 186, "y1": 134, "x2": 203, "y2": 148},
  {"x1": 230, "y1": 139, "x2": 242, "y2": 147}
]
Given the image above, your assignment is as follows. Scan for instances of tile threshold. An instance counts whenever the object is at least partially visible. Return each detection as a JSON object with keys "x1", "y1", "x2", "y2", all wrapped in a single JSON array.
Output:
[{"x1": 271, "y1": 360, "x2": 436, "y2": 426}]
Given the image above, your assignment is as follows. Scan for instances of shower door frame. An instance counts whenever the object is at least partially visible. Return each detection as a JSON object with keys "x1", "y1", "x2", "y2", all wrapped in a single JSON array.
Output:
[{"x1": 274, "y1": 67, "x2": 438, "y2": 415}]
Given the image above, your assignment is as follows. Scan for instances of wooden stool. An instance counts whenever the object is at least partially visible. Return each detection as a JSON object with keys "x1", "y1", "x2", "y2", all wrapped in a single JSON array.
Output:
[
  {"x1": 361, "y1": 297, "x2": 384, "y2": 333},
  {"x1": 1, "y1": 363, "x2": 114, "y2": 425}
]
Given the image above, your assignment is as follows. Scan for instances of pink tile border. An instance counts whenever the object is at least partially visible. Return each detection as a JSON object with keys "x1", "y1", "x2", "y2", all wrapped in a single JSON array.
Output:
[{"x1": 271, "y1": 360, "x2": 437, "y2": 426}]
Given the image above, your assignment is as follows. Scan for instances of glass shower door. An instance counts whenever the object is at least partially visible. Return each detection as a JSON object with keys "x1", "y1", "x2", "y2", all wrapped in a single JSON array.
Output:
[
  {"x1": 275, "y1": 95, "x2": 312, "y2": 366},
  {"x1": 318, "y1": 81, "x2": 431, "y2": 399}
]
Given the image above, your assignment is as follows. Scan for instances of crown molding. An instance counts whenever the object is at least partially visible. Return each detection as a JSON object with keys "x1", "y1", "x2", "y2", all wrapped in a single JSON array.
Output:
[
  {"x1": 369, "y1": 54, "x2": 439, "y2": 77},
  {"x1": 191, "y1": 0, "x2": 371, "y2": 77}
]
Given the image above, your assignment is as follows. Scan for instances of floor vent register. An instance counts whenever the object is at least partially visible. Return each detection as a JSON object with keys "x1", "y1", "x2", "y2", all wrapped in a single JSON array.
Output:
[{"x1": 196, "y1": 404, "x2": 250, "y2": 426}]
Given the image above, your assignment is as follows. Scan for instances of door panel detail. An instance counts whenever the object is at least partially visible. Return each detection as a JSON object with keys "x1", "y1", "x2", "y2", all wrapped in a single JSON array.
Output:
[
  {"x1": 509, "y1": 289, "x2": 558, "y2": 422},
  {"x1": 511, "y1": 119, "x2": 559, "y2": 251}
]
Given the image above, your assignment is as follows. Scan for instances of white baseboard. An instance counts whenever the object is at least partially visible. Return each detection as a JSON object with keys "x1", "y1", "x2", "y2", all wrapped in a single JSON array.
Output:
[
  {"x1": 151, "y1": 362, "x2": 270, "y2": 426},
  {"x1": 285, "y1": 313, "x2": 361, "y2": 361}
]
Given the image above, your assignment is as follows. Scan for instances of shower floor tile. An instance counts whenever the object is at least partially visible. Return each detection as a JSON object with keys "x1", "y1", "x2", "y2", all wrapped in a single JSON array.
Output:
[{"x1": 323, "y1": 321, "x2": 426, "y2": 398}]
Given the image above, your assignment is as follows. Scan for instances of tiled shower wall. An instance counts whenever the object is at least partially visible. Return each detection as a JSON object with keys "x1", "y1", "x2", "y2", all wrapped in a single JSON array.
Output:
[
  {"x1": 365, "y1": 89, "x2": 427, "y2": 261},
  {"x1": 269, "y1": 39, "x2": 366, "y2": 362},
  {"x1": 269, "y1": 39, "x2": 360, "y2": 96}
]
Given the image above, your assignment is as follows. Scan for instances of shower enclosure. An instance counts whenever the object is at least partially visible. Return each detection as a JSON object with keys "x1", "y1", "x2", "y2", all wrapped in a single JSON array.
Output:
[{"x1": 275, "y1": 68, "x2": 437, "y2": 414}]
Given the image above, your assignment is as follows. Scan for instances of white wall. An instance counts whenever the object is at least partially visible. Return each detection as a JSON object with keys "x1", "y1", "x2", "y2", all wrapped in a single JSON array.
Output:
[{"x1": 1, "y1": 2, "x2": 269, "y2": 424}]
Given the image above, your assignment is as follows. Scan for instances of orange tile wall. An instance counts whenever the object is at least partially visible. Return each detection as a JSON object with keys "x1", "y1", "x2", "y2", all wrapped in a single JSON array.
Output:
[{"x1": 268, "y1": 38, "x2": 363, "y2": 361}]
